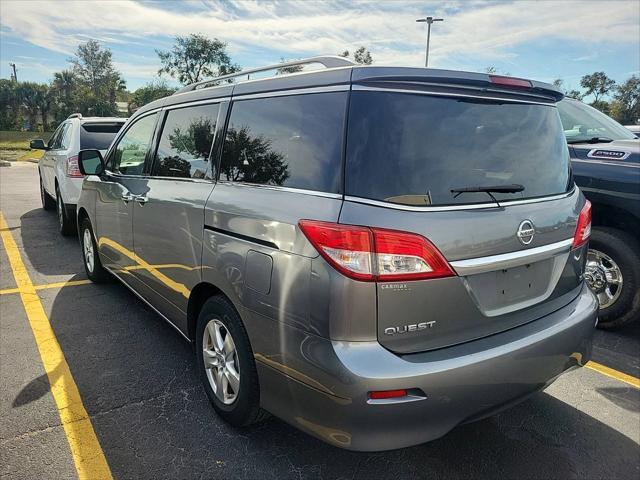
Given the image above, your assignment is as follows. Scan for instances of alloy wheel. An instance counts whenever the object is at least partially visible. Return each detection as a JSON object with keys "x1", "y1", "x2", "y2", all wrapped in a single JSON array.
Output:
[
  {"x1": 57, "y1": 194, "x2": 64, "y2": 228},
  {"x1": 83, "y1": 228, "x2": 95, "y2": 273},
  {"x1": 585, "y1": 248, "x2": 623, "y2": 309},
  {"x1": 202, "y1": 319, "x2": 240, "y2": 405}
]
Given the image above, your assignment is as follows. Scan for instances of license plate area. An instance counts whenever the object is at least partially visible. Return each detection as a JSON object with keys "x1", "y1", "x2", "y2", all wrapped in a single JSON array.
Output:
[{"x1": 463, "y1": 258, "x2": 558, "y2": 317}]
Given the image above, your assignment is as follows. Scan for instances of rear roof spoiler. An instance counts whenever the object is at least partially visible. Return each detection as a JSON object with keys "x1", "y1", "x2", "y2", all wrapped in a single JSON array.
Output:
[{"x1": 351, "y1": 67, "x2": 564, "y2": 102}]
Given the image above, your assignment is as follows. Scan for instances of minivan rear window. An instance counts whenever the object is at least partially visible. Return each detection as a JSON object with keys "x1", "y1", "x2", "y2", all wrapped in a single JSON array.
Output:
[
  {"x1": 80, "y1": 122, "x2": 124, "y2": 150},
  {"x1": 346, "y1": 91, "x2": 571, "y2": 206}
]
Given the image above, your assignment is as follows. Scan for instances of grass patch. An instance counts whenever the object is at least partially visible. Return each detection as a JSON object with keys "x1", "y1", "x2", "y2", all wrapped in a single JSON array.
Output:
[
  {"x1": 0, "y1": 131, "x2": 53, "y2": 151},
  {"x1": 17, "y1": 150, "x2": 45, "y2": 162}
]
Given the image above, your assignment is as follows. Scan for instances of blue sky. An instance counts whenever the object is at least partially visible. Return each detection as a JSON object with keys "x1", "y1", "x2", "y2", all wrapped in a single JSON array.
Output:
[{"x1": 1, "y1": 0, "x2": 638, "y2": 97}]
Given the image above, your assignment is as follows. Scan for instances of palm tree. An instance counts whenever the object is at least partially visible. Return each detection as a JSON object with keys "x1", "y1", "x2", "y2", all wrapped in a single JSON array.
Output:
[
  {"x1": 53, "y1": 70, "x2": 76, "y2": 104},
  {"x1": 18, "y1": 83, "x2": 41, "y2": 129}
]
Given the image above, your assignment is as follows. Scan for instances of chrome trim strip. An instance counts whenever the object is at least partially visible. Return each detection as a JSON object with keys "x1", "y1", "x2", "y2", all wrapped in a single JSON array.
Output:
[
  {"x1": 232, "y1": 85, "x2": 349, "y2": 101},
  {"x1": 572, "y1": 158, "x2": 640, "y2": 169},
  {"x1": 217, "y1": 181, "x2": 343, "y2": 199},
  {"x1": 450, "y1": 238, "x2": 574, "y2": 276},
  {"x1": 344, "y1": 190, "x2": 574, "y2": 212},
  {"x1": 105, "y1": 267, "x2": 191, "y2": 342},
  {"x1": 351, "y1": 85, "x2": 557, "y2": 106},
  {"x1": 164, "y1": 97, "x2": 230, "y2": 110}
]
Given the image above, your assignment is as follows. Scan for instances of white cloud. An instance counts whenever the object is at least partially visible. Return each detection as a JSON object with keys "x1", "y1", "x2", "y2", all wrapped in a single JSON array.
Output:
[{"x1": 1, "y1": 0, "x2": 638, "y2": 71}]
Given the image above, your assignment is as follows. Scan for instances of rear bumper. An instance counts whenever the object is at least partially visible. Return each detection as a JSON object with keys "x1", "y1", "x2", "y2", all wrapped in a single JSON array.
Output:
[{"x1": 256, "y1": 284, "x2": 597, "y2": 451}]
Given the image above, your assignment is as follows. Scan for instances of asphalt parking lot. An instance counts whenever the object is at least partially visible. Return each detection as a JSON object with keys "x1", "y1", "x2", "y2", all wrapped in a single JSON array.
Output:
[{"x1": 1, "y1": 161, "x2": 639, "y2": 480}]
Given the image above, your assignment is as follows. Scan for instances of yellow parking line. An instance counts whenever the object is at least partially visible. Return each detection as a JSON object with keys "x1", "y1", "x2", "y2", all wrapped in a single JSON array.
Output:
[
  {"x1": 586, "y1": 361, "x2": 640, "y2": 389},
  {"x1": 0, "y1": 212, "x2": 112, "y2": 480},
  {"x1": 0, "y1": 279, "x2": 93, "y2": 296}
]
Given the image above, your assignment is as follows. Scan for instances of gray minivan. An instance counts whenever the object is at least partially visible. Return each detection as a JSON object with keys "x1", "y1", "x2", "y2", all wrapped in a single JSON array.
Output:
[{"x1": 75, "y1": 56, "x2": 598, "y2": 451}]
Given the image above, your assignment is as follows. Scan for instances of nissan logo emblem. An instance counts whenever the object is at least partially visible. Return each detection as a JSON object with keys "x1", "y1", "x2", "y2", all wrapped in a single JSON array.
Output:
[{"x1": 517, "y1": 220, "x2": 535, "y2": 245}]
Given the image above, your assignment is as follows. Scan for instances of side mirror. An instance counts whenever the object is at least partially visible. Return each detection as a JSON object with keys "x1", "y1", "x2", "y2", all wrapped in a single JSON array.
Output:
[
  {"x1": 77, "y1": 149, "x2": 105, "y2": 176},
  {"x1": 30, "y1": 139, "x2": 47, "y2": 150}
]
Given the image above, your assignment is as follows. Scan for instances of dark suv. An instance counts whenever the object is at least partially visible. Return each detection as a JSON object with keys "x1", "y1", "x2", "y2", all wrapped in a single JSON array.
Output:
[
  {"x1": 74, "y1": 57, "x2": 597, "y2": 451},
  {"x1": 558, "y1": 98, "x2": 640, "y2": 328}
]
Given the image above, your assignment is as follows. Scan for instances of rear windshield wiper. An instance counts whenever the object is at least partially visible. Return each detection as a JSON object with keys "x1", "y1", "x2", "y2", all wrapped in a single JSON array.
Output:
[
  {"x1": 567, "y1": 136, "x2": 614, "y2": 144},
  {"x1": 450, "y1": 184, "x2": 524, "y2": 207}
]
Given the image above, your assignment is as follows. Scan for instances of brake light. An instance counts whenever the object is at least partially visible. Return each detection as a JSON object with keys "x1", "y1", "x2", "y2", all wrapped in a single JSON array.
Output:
[
  {"x1": 489, "y1": 75, "x2": 532, "y2": 89},
  {"x1": 66, "y1": 155, "x2": 83, "y2": 177},
  {"x1": 298, "y1": 220, "x2": 455, "y2": 282},
  {"x1": 573, "y1": 200, "x2": 592, "y2": 248}
]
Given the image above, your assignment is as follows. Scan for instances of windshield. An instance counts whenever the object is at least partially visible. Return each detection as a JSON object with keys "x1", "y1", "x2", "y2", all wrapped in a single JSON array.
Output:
[
  {"x1": 557, "y1": 98, "x2": 636, "y2": 142},
  {"x1": 346, "y1": 91, "x2": 571, "y2": 206}
]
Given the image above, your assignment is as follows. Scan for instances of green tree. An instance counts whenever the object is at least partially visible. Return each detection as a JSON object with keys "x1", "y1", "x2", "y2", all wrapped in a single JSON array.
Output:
[
  {"x1": 51, "y1": 70, "x2": 78, "y2": 121},
  {"x1": 0, "y1": 79, "x2": 20, "y2": 129},
  {"x1": 17, "y1": 82, "x2": 45, "y2": 129},
  {"x1": 70, "y1": 40, "x2": 124, "y2": 116},
  {"x1": 157, "y1": 34, "x2": 240, "y2": 85},
  {"x1": 552, "y1": 78, "x2": 584, "y2": 100},
  {"x1": 130, "y1": 79, "x2": 177, "y2": 112},
  {"x1": 339, "y1": 47, "x2": 373, "y2": 65},
  {"x1": 580, "y1": 71, "x2": 616, "y2": 103},
  {"x1": 609, "y1": 76, "x2": 640, "y2": 125}
]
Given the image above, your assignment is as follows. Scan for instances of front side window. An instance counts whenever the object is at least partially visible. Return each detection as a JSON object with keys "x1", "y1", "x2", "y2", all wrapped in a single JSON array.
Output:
[
  {"x1": 219, "y1": 92, "x2": 347, "y2": 193},
  {"x1": 108, "y1": 113, "x2": 158, "y2": 175},
  {"x1": 47, "y1": 124, "x2": 64, "y2": 149},
  {"x1": 153, "y1": 104, "x2": 219, "y2": 179},
  {"x1": 346, "y1": 91, "x2": 571, "y2": 206},
  {"x1": 60, "y1": 123, "x2": 73, "y2": 149},
  {"x1": 49, "y1": 123, "x2": 70, "y2": 150}
]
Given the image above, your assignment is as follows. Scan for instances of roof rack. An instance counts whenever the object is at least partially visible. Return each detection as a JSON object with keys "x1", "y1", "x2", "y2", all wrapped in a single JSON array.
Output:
[
  {"x1": 67, "y1": 113, "x2": 82, "y2": 119},
  {"x1": 174, "y1": 55, "x2": 356, "y2": 94}
]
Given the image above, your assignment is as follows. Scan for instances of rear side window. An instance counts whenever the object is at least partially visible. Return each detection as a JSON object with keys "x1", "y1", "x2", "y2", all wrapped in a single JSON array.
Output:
[
  {"x1": 80, "y1": 123, "x2": 124, "y2": 150},
  {"x1": 153, "y1": 104, "x2": 219, "y2": 179},
  {"x1": 219, "y1": 92, "x2": 347, "y2": 193},
  {"x1": 346, "y1": 91, "x2": 571, "y2": 206}
]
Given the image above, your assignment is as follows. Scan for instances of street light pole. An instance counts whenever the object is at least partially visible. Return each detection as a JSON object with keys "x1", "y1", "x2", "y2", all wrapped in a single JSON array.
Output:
[
  {"x1": 9, "y1": 63, "x2": 17, "y2": 82},
  {"x1": 416, "y1": 16, "x2": 444, "y2": 67}
]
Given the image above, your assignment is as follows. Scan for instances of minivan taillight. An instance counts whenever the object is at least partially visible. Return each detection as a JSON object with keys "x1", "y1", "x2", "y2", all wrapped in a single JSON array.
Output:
[
  {"x1": 573, "y1": 200, "x2": 592, "y2": 248},
  {"x1": 66, "y1": 155, "x2": 83, "y2": 177},
  {"x1": 298, "y1": 220, "x2": 455, "y2": 282}
]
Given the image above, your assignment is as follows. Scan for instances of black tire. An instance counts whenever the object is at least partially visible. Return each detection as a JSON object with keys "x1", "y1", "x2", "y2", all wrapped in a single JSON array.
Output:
[
  {"x1": 196, "y1": 295, "x2": 268, "y2": 427},
  {"x1": 56, "y1": 185, "x2": 75, "y2": 236},
  {"x1": 588, "y1": 227, "x2": 640, "y2": 329},
  {"x1": 80, "y1": 217, "x2": 110, "y2": 283},
  {"x1": 40, "y1": 175, "x2": 55, "y2": 211}
]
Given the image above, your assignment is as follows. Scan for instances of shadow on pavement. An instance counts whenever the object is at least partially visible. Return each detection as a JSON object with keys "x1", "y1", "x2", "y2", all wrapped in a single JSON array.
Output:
[
  {"x1": 19, "y1": 209, "x2": 82, "y2": 277},
  {"x1": 23, "y1": 271, "x2": 636, "y2": 480}
]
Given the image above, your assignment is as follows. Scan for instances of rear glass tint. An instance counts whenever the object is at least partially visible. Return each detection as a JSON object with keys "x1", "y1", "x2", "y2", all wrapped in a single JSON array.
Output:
[
  {"x1": 80, "y1": 122, "x2": 124, "y2": 150},
  {"x1": 219, "y1": 92, "x2": 347, "y2": 193},
  {"x1": 346, "y1": 91, "x2": 571, "y2": 206}
]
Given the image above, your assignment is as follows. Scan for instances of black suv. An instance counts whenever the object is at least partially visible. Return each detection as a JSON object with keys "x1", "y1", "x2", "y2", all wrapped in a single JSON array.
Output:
[{"x1": 558, "y1": 98, "x2": 640, "y2": 328}]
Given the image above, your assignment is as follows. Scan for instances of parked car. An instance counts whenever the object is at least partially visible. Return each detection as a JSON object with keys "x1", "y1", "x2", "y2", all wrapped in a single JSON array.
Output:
[
  {"x1": 31, "y1": 114, "x2": 125, "y2": 235},
  {"x1": 625, "y1": 124, "x2": 640, "y2": 135},
  {"x1": 74, "y1": 58, "x2": 597, "y2": 451},
  {"x1": 558, "y1": 98, "x2": 640, "y2": 328}
]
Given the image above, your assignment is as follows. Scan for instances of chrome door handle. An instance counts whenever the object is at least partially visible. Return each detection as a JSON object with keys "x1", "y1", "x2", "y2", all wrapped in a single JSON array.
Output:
[
  {"x1": 121, "y1": 192, "x2": 134, "y2": 202},
  {"x1": 134, "y1": 195, "x2": 148, "y2": 204}
]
